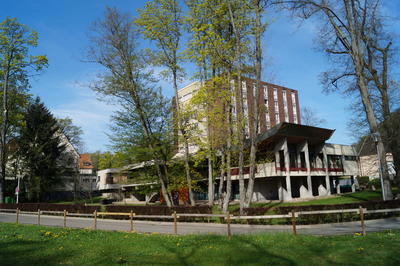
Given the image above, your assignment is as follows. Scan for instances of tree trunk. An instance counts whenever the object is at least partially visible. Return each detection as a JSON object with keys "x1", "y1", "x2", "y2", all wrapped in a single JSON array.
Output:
[
  {"x1": 223, "y1": 103, "x2": 233, "y2": 213},
  {"x1": 245, "y1": 0, "x2": 262, "y2": 208},
  {"x1": 218, "y1": 152, "x2": 225, "y2": 210},
  {"x1": 0, "y1": 68, "x2": 10, "y2": 204},
  {"x1": 228, "y1": 2, "x2": 246, "y2": 215},
  {"x1": 184, "y1": 138, "x2": 195, "y2": 206},
  {"x1": 172, "y1": 70, "x2": 195, "y2": 206}
]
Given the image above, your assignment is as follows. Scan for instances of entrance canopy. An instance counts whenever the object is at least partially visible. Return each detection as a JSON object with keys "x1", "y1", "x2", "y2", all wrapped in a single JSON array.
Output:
[{"x1": 255, "y1": 122, "x2": 335, "y2": 150}]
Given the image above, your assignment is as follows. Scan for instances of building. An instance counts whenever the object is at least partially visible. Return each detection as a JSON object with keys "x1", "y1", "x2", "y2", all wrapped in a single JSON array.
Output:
[
  {"x1": 358, "y1": 137, "x2": 396, "y2": 180},
  {"x1": 177, "y1": 78, "x2": 301, "y2": 131},
  {"x1": 78, "y1": 154, "x2": 97, "y2": 192},
  {"x1": 176, "y1": 78, "x2": 358, "y2": 201},
  {"x1": 228, "y1": 122, "x2": 359, "y2": 201},
  {"x1": 95, "y1": 78, "x2": 360, "y2": 203}
]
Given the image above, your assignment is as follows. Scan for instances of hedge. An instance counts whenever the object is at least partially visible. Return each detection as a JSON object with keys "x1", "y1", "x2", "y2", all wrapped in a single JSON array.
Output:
[
  {"x1": 242, "y1": 200, "x2": 400, "y2": 225},
  {"x1": 0, "y1": 203, "x2": 100, "y2": 214}
]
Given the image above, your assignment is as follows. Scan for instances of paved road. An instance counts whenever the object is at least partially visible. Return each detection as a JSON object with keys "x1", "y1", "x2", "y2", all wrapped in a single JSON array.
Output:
[{"x1": 1, "y1": 212, "x2": 399, "y2": 236}]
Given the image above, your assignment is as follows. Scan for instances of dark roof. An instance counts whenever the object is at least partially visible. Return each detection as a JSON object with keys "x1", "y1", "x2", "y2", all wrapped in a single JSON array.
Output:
[{"x1": 255, "y1": 122, "x2": 335, "y2": 150}]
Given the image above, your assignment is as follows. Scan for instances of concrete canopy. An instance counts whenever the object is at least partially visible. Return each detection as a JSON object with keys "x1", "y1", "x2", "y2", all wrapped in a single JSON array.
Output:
[{"x1": 255, "y1": 122, "x2": 335, "y2": 150}]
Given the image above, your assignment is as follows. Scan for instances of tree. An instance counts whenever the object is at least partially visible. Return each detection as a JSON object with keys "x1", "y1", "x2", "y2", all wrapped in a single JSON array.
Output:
[
  {"x1": 87, "y1": 7, "x2": 174, "y2": 206},
  {"x1": 281, "y1": 0, "x2": 395, "y2": 200},
  {"x1": 245, "y1": 0, "x2": 270, "y2": 208},
  {"x1": 136, "y1": 0, "x2": 196, "y2": 206},
  {"x1": 0, "y1": 17, "x2": 48, "y2": 203},
  {"x1": 301, "y1": 106, "x2": 327, "y2": 126},
  {"x1": 56, "y1": 117, "x2": 85, "y2": 153},
  {"x1": 17, "y1": 97, "x2": 69, "y2": 202}
]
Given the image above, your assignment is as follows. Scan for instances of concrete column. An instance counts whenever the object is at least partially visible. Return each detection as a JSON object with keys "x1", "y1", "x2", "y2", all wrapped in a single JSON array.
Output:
[
  {"x1": 322, "y1": 146, "x2": 331, "y2": 195},
  {"x1": 283, "y1": 138, "x2": 292, "y2": 200},
  {"x1": 303, "y1": 140, "x2": 313, "y2": 197}
]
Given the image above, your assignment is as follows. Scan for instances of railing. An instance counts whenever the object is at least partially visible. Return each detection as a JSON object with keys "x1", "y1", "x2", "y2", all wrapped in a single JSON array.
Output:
[{"x1": 2, "y1": 207, "x2": 400, "y2": 237}]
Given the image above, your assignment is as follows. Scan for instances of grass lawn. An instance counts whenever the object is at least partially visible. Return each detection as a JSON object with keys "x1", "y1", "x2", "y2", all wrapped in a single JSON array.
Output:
[
  {"x1": 224, "y1": 190, "x2": 386, "y2": 213},
  {"x1": 52, "y1": 196, "x2": 103, "y2": 205},
  {"x1": 1, "y1": 223, "x2": 399, "y2": 265}
]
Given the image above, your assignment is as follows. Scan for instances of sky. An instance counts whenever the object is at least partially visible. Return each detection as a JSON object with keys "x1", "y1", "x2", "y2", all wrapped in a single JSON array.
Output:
[{"x1": 1, "y1": 0, "x2": 399, "y2": 152}]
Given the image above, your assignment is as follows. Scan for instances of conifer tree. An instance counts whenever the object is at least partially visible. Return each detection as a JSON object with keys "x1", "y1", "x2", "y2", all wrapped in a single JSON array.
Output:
[{"x1": 17, "y1": 97, "x2": 68, "y2": 202}]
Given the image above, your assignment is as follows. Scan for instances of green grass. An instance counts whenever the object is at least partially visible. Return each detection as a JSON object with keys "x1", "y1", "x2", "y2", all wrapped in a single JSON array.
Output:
[
  {"x1": 1, "y1": 222, "x2": 399, "y2": 265},
  {"x1": 52, "y1": 196, "x2": 103, "y2": 205},
  {"x1": 225, "y1": 190, "x2": 385, "y2": 212}
]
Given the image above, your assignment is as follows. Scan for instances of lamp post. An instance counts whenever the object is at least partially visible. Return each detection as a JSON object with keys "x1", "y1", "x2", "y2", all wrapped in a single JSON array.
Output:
[{"x1": 371, "y1": 132, "x2": 386, "y2": 201}]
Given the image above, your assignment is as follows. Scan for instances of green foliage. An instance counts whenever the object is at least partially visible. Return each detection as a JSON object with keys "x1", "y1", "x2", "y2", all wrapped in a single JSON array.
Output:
[
  {"x1": 0, "y1": 17, "x2": 48, "y2": 201},
  {"x1": 17, "y1": 98, "x2": 71, "y2": 202},
  {"x1": 136, "y1": 0, "x2": 184, "y2": 79},
  {"x1": 56, "y1": 117, "x2": 84, "y2": 153}
]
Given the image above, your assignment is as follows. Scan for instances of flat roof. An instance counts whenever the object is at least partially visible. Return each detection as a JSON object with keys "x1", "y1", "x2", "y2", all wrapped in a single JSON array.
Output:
[{"x1": 255, "y1": 122, "x2": 335, "y2": 149}]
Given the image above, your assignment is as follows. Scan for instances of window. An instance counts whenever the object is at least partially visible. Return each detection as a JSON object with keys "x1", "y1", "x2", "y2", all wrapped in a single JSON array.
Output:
[
  {"x1": 344, "y1": 155, "x2": 357, "y2": 161},
  {"x1": 282, "y1": 90, "x2": 289, "y2": 122},
  {"x1": 292, "y1": 92, "x2": 298, "y2": 124},
  {"x1": 83, "y1": 162, "x2": 91, "y2": 166},
  {"x1": 263, "y1": 85, "x2": 268, "y2": 99},
  {"x1": 275, "y1": 113, "x2": 280, "y2": 124},
  {"x1": 242, "y1": 81, "x2": 247, "y2": 98}
]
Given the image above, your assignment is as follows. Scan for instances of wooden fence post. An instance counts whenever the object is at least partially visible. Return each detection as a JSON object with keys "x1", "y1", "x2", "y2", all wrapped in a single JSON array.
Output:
[
  {"x1": 94, "y1": 210, "x2": 97, "y2": 230},
  {"x1": 16, "y1": 208, "x2": 19, "y2": 224},
  {"x1": 291, "y1": 209, "x2": 297, "y2": 235},
  {"x1": 173, "y1": 211, "x2": 178, "y2": 235},
  {"x1": 38, "y1": 209, "x2": 41, "y2": 226},
  {"x1": 226, "y1": 212, "x2": 232, "y2": 238},
  {"x1": 130, "y1": 210, "x2": 135, "y2": 232},
  {"x1": 63, "y1": 210, "x2": 67, "y2": 228},
  {"x1": 359, "y1": 206, "x2": 366, "y2": 236}
]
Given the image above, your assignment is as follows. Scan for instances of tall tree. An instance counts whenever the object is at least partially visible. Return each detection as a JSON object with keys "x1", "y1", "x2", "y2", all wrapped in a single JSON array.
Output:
[
  {"x1": 136, "y1": 0, "x2": 196, "y2": 206},
  {"x1": 186, "y1": 0, "x2": 237, "y2": 211},
  {"x1": 282, "y1": 0, "x2": 395, "y2": 200},
  {"x1": 88, "y1": 7, "x2": 174, "y2": 206},
  {"x1": 301, "y1": 106, "x2": 327, "y2": 126},
  {"x1": 245, "y1": 0, "x2": 269, "y2": 208},
  {"x1": 227, "y1": 0, "x2": 253, "y2": 214},
  {"x1": 56, "y1": 117, "x2": 85, "y2": 153},
  {"x1": 0, "y1": 17, "x2": 48, "y2": 203},
  {"x1": 17, "y1": 97, "x2": 68, "y2": 202}
]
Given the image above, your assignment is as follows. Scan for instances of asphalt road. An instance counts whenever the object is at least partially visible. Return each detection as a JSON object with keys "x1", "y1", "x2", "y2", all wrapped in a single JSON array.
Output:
[{"x1": 1, "y1": 212, "x2": 399, "y2": 236}]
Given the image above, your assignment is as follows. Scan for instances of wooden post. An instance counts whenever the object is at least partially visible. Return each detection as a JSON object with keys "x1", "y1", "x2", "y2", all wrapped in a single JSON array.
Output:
[
  {"x1": 173, "y1": 211, "x2": 177, "y2": 235},
  {"x1": 291, "y1": 209, "x2": 297, "y2": 235},
  {"x1": 130, "y1": 210, "x2": 135, "y2": 232},
  {"x1": 16, "y1": 208, "x2": 19, "y2": 224},
  {"x1": 226, "y1": 212, "x2": 232, "y2": 238},
  {"x1": 63, "y1": 210, "x2": 67, "y2": 228},
  {"x1": 359, "y1": 206, "x2": 366, "y2": 236},
  {"x1": 94, "y1": 210, "x2": 97, "y2": 230},
  {"x1": 38, "y1": 209, "x2": 41, "y2": 226}
]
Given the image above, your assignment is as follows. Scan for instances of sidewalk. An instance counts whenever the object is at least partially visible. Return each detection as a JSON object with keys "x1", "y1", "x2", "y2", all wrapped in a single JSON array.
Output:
[{"x1": 1, "y1": 212, "x2": 399, "y2": 235}]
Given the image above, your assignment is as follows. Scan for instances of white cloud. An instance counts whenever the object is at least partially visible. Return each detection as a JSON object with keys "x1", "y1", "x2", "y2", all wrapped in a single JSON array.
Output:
[{"x1": 51, "y1": 81, "x2": 117, "y2": 152}]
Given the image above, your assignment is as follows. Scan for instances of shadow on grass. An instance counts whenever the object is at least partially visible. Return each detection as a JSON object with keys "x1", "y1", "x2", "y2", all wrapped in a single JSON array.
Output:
[
  {"x1": 0, "y1": 239, "x2": 74, "y2": 266},
  {"x1": 122, "y1": 234, "x2": 296, "y2": 265},
  {"x1": 339, "y1": 191, "x2": 382, "y2": 202}
]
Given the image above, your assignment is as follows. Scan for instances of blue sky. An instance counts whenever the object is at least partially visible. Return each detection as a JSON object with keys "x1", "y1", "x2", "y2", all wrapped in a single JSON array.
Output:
[{"x1": 2, "y1": 0, "x2": 399, "y2": 152}]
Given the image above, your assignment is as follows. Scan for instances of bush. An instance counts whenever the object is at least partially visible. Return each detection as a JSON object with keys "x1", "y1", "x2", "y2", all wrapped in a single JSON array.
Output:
[
  {"x1": 0, "y1": 203, "x2": 100, "y2": 214},
  {"x1": 357, "y1": 176, "x2": 370, "y2": 189},
  {"x1": 243, "y1": 200, "x2": 400, "y2": 225}
]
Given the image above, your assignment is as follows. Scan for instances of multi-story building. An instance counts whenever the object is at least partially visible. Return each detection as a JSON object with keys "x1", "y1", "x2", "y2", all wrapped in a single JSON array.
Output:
[
  {"x1": 177, "y1": 78, "x2": 301, "y2": 133},
  {"x1": 176, "y1": 78, "x2": 359, "y2": 201},
  {"x1": 97, "y1": 78, "x2": 360, "y2": 203}
]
